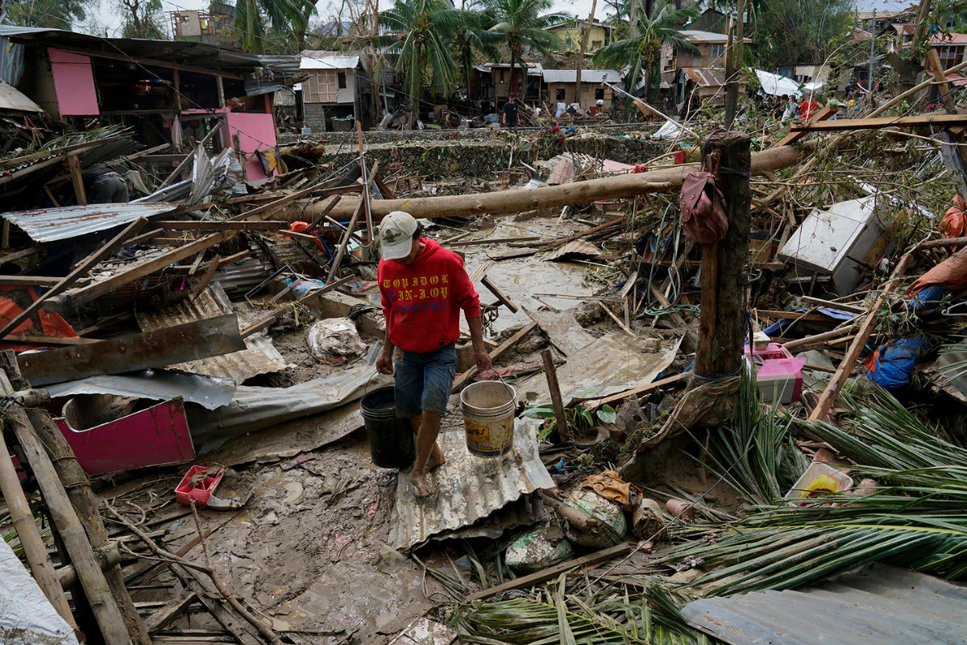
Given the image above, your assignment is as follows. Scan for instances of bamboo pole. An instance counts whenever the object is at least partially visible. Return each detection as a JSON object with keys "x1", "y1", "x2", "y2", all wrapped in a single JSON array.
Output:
[
  {"x1": 0, "y1": 368, "x2": 132, "y2": 645},
  {"x1": 0, "y1": 430, "x2": 76, "y2": 629}
]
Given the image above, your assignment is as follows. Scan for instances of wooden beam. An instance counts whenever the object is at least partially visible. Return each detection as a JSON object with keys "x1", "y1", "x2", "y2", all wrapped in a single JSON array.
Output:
[
  {"x1": 451, "y1": 236, "x2": 543, "y2": 247},
  {"x1": 46, "y1": 44, "x2": 244, "y2": 79},
  {"x1": 240, "y1": 275, "x2": 354, "y2": 338},
  {"x1": 0, "y1": 218, "x2": 147, "y2": 341},
  {"x1": 326, "y1": 162, "x2": 379, "y2": 282},
  {"x1": 542, "y1": 348, "x2": 572, "y2": 442},
  {"x1": 155, "y1": 220, "x2": 287, "y2": 231},
  {"x1": 47, "y1": 231, "x2": 235, "y2": 313},
  {"x1": 451, "y1": 321, "x2": 537, "y2": 392},
  {"x1": 773, "y1": 103, "x2": 839, "y2": 147},
  {"x1": 580, "y1": 372, "x2": 690, "y2": 408},
  {"x1": 791, "y1": 113, "x2": 967, "y2": 132},
  {"x1": 144, "y1": 593, "x2": 198, "y2": 635},
  {"x1": 230, "y1": 180, "x2": 352, "y2": 223},
  {"x1": 481, "y1": 276, "x2": 518, "y2": 313},
  {"x1": 926, "y1": 49, "x2": 956, "y2": 112},
  {"x1": 464, "y1": 543, "x2": 632, "y2": 601},
  {"x1": 67, "y1": 155, "x2": 87, "y2": 206},
  {"x1": 799, "y1": 296, "x2": 866, "y2": 314},
  {"x1": 4, "y1": 334, "x2": 100, "y2": 346}
]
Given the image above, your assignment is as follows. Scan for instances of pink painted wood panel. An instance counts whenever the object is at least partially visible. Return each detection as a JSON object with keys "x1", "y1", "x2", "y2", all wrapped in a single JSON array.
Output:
[
  {"x1": 48, "y1": 49, "x2": 99, "y2": 116},
  {"x1": 225, "y1": 111, "x2": 277, "y2": 181},
  {"x1": 55, "y1": 398, "x2": 194, "y2": 476}
]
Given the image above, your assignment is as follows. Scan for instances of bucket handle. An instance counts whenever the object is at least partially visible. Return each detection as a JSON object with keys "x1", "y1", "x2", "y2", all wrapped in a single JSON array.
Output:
[{"x1": 363, "y1": 370, "x2": 383, "y2": 399}]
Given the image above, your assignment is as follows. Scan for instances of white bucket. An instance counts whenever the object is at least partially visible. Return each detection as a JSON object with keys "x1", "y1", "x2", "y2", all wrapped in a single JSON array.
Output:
[{"x1": 460, "y1": 381, "x2": 516, "y2": 457}]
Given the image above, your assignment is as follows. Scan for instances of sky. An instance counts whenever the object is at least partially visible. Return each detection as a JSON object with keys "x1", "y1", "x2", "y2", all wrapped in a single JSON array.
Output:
[{"x1": 82, "y1": 0, "x2": 921, "y2": 39}]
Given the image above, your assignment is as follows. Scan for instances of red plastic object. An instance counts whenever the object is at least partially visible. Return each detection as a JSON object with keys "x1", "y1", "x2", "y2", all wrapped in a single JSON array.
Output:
[{"x1": 175, "y1": 466, "x2": 224, "y2": 508}]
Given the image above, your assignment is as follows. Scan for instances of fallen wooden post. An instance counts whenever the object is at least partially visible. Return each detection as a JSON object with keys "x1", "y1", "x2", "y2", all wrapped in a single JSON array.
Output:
[
  {"x1": 326, "y1": 161, "x2": 379, "y2": 282},
  {"x1": 772, "y1": 104, "x2": 839, "y2": 147},
  {"x1": 791, "y1": 113, "x2": 967, "y2": 132},
  {"x1": 542, "y1": 348, "x2": 572, "y2": 443},
  {"x1": 481, "y1": 276, "x2": 518, "y2": 313},
  {"x1": 143, "y1": 594, "x2": 198, "y2": 636}
]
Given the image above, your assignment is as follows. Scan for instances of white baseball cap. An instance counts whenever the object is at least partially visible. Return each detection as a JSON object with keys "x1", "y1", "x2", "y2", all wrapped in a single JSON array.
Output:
[{"x1": 379, "y1": 211, "x2": 419, "y2": 261}]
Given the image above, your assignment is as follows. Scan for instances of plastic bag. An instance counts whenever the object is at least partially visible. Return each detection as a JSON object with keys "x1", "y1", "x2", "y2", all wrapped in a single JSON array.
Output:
[{"x1": 307, "y1": 318, "x2": 367, "y2": 363}]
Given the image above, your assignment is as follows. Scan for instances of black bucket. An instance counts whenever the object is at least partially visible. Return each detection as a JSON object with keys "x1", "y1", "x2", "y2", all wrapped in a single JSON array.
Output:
[{"x1": 360, "y1": 386, "x2": 415, "y2": 469}]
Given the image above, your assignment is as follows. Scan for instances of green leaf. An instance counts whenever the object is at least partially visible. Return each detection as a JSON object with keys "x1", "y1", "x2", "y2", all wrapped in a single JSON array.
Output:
[
  {"x1": 522, "y1": 404, "x2": 555, "y2": 419},
  {"x1": 597, "y1": 404, "x2": 617, "y2": 425}
]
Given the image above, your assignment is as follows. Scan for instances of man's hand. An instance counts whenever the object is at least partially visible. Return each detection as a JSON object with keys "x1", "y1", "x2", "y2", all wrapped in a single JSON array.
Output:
[
  {"x1": 473, "y1": 349, "x2": 492, "y2": 372},
  {"x1": 376, "y1": 351, "x2": 394, "y2": 375}
]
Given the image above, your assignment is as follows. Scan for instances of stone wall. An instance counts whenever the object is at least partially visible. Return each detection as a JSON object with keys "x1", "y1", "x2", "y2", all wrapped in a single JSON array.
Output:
[{"x1": 304, "y1": 104, "x2": 327, "y2": 133}]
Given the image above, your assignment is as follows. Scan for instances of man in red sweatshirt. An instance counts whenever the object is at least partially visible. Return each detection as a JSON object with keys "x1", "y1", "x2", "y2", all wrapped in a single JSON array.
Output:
[{"x1": 375, "y1": 211, "x2": 492, "y2": 497}]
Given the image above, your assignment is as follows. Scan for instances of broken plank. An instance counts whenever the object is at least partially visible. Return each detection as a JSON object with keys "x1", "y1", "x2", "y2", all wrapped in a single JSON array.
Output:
[
  {"x1": 772, "y1": 103, "x2": 839, "y2": 147},
  {"x1": 155, "y1": 220, "x2": 287, "y2": 231},
  {"x1": 468, "y1": 260, "x2": 495, "y2": 284},
  {"x1": 452, "y1": 321, "x2": 538, "y2": 392},
  {"x1": 46, "y1": 231, "x2": 235, "y2": 313},
  {"x1": 753, "y1": 309, "x2": 844, "y2": 323},
  {"x1": 168, "y1": 250, "x2": 250, "y2": 274},
  {"x1": 0, "y1": 245, "x2": 42, "y2": 266},
  {"x1": 579, "y1": 372, "x2": 690, "y2": 408},
  {"x1": 231, "y1": 179, "x2": 348, "y2": 223},
  {"x1": 450, "y1": 236, "x2": 543, "y2": 247},
  {"x1": 144, "y1": 593, "x2": 198, "y2": 635},
  {"x1": 0, "y1": 218, "x2": 147, "y2": 341},
  {"x1": 799, "y1": 296, "x2": 866, "y2": 314},
  {"x1": 481, "y1": 276, "x2": 518, "y2": 313},
  {"x1": 240, "y1": 275, "x2": 354, "y2": 338},
  {"x1": 18, "y1": 313, "x2": 246, "y2": 386},
  {"x1": 464, "y1": 543, "x2": 632, "y2": 601},
  {"x1": 790, "y1": 113, "x2": 967, "y2": 132},
  {"x1": 66, "y1": 155, "x2": 88, "y2": 206},
  {"x1": 488, "y1": 248, "x2": 539, "y2": 261},
  {"x1": 597, "y1": 301, "x2": 634, "y2": 336},
  {"x1": 3, "y1": 334, "x2": 100, "y2": 346},
  {"x1": 0, "y1": 276, "x2": 77, "y2": 287}
]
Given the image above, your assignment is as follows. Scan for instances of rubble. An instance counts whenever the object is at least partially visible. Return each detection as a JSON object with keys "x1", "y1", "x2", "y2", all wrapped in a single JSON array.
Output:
[{"x1": 3, "y1": 21, "x2": 967, "y2": 645}]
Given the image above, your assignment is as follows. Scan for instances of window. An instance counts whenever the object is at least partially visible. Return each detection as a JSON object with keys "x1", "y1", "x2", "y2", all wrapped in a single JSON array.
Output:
[
  {"x1": 499, "y1": 70, "x2": 506, "y2": 84},
  {"x1": 306, "y1": 70, "x2": 338, "y2": 103},
  {"x1": 556, "y1": 88, "x2": 566, "y2": 100},
  {"x1": 591, "y1": 40, "x2": 602, "y2": 50},
  {"x1": 595, "y1": 88, "x2": 604, "y2": 100},
  {"x1": 337, "y1": 72, "x2": 347, "y2": 89},
  {"x1": 708, "y1": 44, "x2": 725, "y2": 60}
]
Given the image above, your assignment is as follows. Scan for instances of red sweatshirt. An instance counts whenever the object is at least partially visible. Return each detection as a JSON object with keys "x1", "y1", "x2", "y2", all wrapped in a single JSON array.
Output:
[{"x1": 378, "y1": 239, "x2": 481, "y2": 353}]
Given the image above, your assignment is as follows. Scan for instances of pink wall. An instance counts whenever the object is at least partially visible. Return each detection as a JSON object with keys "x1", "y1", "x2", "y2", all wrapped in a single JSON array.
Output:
[
  {"x1": 48, "y1": 49, "x2": 99, "y2": 116},
  {"x1": 224, "y1": 111, "x2": 278, "y2": 181}
]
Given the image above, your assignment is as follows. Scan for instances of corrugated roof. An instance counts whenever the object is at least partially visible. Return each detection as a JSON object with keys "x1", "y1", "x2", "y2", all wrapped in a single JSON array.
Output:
[
  {"x1": 684, "y1": 67, "x2": 726, "y2": 87},
  {"x1": 679, "y1": 29, "x2": 751, "y2": 44},
  {"x1": 0, "y1": 78, "x2": 43, "y2": 113},
  {"x1": 136, "y1": 283, "x2": 286, "y2": 383},
  {"x1": 541, "y1": 69, "x2": 622, "y2": 84},
  {"x1": 2, "y1": 203, "x2": 176, "y2": 243},
  {"x1": 929, "y1": 32, "x2": 967, "y2": 45},
  {"x1": 683, "y1": 564, "x2": 967, "y2": 645},
  {"x1": 390, "y1": 419, "x2": 554, "y2": 552},
  {"x1": 300, "y1": 53, "x2": 360, "y2": 70}
]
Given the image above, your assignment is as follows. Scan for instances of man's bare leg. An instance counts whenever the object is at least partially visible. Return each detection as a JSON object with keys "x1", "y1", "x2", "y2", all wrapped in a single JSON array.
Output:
[
  {"x1": 409, "y1": 411, "x2": 444, "y2": 497},
  {"x1": 408, "y1": 415, "x2": 445, "y2": 471}
]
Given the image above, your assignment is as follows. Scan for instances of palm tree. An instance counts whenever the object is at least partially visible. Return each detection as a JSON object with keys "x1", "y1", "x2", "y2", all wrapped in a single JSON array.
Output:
[
  {"x1": 379, "y1": 0, "x2": 462, "y2": 124},
  {"x1": 4, "y1": 0, "x2": 92, "y2": 29},
  {"x1": 234, "y1": 0, "x2": 317, "y2": 54},
  {"x1": 592, "y1": 0, "x2": 698, "y2": 104},
  {"x1": 484, "y1": 0, "x2": 566, "y2": 97},
  {"x1": 452, "y1": 2, "x2": 503, "y2": 96}
]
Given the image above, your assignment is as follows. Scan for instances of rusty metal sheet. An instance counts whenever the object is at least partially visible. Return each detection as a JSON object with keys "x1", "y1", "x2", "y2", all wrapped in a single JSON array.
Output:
[
  {"x1": 390, "y1": 419, "x2": 554, "y2": 552},
  {"x1": 136, "y1": 282, "x2": 286, "y2": 382},
  {"x1": 2, "y1": 203, "x2": 176, "y2": 243},
  {"x1": 19, "y1": 314, "x2": 246, "y2": 387},
  {"x1": 546, "y1": 240, "x2": 601, "y2": 261}
]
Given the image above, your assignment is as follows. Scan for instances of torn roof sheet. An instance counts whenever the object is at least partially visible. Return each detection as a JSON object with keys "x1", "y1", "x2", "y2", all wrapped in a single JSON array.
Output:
[
  {"x1": 136, "y1": 283, "x2": 286, "y2": 382},
  {"x1": 683, "y1": 564, "x2": 967, "y2": 645},
  {"x1": 44, "y1": 370, "x2": 236, "y2": 411},
  {"x1": 0, "y1": 78, "x2": 43, "y2": 113},
  {"x1": 391, "y1": 419, "x2": 554, "y2": 552},
  {"x1": 2, "y1": 203, "x2": 176, "y2": 243}
]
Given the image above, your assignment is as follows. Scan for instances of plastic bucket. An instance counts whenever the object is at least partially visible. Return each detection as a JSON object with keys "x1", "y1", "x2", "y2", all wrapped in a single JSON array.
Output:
[
  {"x1": 360, "y1": 386, "x2": 415, "y2": 469},
  {"x1": 460, "y1": 381, "x2": 516, "y2": 457}
]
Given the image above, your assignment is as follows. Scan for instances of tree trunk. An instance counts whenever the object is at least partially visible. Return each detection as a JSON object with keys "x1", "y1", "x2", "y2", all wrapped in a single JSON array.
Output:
[
  {"x1": 286, "y1": 142, "x2": 809, "y2": 221},
  {"x1": 695, "y1": 131, "x2": 752, "y2": 379}
]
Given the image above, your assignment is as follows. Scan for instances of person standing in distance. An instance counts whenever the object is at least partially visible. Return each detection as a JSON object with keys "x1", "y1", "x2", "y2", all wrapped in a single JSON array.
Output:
[
  {"x1": 502, "y1": 93, "x2": 520, "y2": 130},
  {"x1": 375, "y1": 212, "x2": 493, "y2": 497}
]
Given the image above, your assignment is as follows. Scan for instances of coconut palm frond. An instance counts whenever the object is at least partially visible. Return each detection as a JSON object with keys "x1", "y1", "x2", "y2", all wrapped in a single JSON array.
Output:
[
  {"x1": 461, "y1": 575, "x2": 704, "y2": 645},
  {"x1": 699, "y1": 368, "x2": 806, "y2": 507}
]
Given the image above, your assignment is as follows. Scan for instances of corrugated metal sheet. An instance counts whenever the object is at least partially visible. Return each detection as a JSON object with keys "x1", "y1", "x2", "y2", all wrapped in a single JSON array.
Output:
[
  {"x1": 541, "y1": 69, "x2": 622, "y2": 84},
  {"x1": 0, "y1": 78, "x2": 42, "y2": 113},
  {"x1": 2, "y1": 203, "x2": 177, "y2": 243},
  {"x1": 683, "y1": 564, "x2": 967, "y2": 645},
  {"x1": 187, "y1": 364, "x2": 390, "y2": 441},
  {"x1": 0, "y1": 36, "x2": 26, "y2": 86},
  {"x1": 213, "y1": 256, "x2": 274, "y2": 294},
  {"x1": 684, "y1": 67, "x2": 726, "y2": 87},
  {"x1": 300, "y1": 54, "x2": 361, "y2": 70},
  {"x1": 391, "y1": 419, "x2": 554, "y2": 552},
  {"x1": 136, "y1": 282, "x2": 286, "y2": 382},
  {"x1": 45, "y1": 370, "x2": 237, "y2": 411}
]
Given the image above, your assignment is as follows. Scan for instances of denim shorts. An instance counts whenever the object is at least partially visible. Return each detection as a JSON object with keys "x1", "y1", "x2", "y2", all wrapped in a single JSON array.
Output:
[{"x1": 393, "y1": 343, "x2": 457, "y2": 418}]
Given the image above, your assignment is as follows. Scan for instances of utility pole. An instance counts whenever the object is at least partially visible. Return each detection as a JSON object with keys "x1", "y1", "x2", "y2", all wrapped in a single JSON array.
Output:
[
  {"x1": 575, "y1": 0, "x2": 598, "y2": 109},
  {"x1": 724, "y1": 0, "x2": 745, "y2": 128}
]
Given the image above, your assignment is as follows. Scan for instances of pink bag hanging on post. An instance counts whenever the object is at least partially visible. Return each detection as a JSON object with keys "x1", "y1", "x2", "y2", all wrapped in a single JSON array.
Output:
[{"x1": 679, "y1": 171, "x2": 728, "y2": 244}]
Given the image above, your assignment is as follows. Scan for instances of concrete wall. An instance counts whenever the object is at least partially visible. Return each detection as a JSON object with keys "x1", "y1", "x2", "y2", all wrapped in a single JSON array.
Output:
[
  {"x1": 548, "y1": 25, "x2": 611, "y2": 52},
  {"x1": 304, "y1": 102, "x2": 327, "y2": 132}
]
